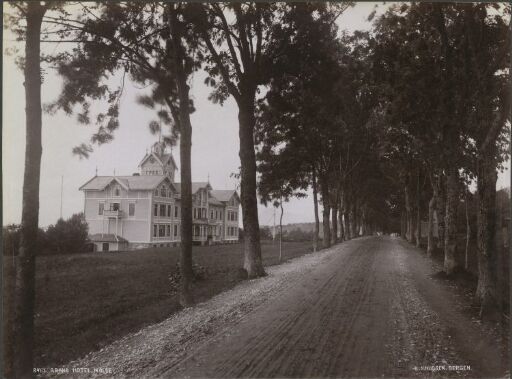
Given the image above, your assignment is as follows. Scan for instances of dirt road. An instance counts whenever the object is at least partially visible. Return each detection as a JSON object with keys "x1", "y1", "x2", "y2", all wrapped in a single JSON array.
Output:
[{"x1": 68, "y1": 236, "x2": 508, "y2": 378}]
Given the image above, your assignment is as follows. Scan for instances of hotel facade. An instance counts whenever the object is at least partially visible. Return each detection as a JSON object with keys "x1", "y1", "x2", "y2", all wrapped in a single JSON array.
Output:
[{"x1": 79, "y1": 142, "x2": 240, "y2": 251}]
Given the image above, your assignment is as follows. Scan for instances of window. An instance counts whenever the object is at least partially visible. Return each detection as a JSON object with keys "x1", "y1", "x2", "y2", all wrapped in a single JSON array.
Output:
[
  {"x1": 154, "y1": 204, "x2": 158, "y2": 217},
  {"x1": 98, "y1": 202, "x2": 104, "y2": 215},
  {"x1": 210, "y1": 210, "x2": 214, "y2": 219},
  {"x1": 111, "y1": 203, "x2": 120, "y2": 211},
  {"x1": 160, "y1": 187, "x2": 166, "y2": 197},
  {"x1": 154, "y1": 190, "x2": 159, "y2": 196},
  {"x1": 202, "y1": 208, "x2": 206, "y2": 218},
  {"x1": 174, "y1": 224, "x2": 178, "y2": 237},
  {"x1": 159, "y1": 224, "x2": 166, "y2": 237},
  {"x1": 114, "y1": 186, "x2": 120, "y2": 197},
  {"x1": 159, "y1": 204, "x2": 166, "y2": 217},
  {"x1": 167, "y1": 205, "x2": 172, "y2": 218},
  {"x1": 166, "y1": 225, "x2": 171, "y2": 237},
  {"x1": 174, "y1": 206, "x2": 179, "y2": 218},
  {"x1": 129, "y1": 203, "x2": 135, "y2": 216},
  {"x1": 153, "y1": 225, "x2": 157, "y2": 237},
  {"x1": 194, "y1": 226, "x2": 200, "y2": 236}
]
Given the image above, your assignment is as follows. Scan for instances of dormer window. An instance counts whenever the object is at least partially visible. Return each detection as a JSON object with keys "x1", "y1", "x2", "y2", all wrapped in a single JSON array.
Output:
[{"x1": 160, "y1": 187, "x2": 166, "y2": 197}]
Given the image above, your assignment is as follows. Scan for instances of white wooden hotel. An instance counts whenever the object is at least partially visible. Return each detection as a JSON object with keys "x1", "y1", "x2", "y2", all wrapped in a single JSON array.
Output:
[{"x1": 79, "y1": 142, "x2": 240, "y2": 251}]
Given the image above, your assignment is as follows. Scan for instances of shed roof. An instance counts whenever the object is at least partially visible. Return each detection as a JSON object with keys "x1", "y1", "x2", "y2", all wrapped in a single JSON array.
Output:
[{"x1": 89, "y1": 233, "x2": 128, "y2": 243}]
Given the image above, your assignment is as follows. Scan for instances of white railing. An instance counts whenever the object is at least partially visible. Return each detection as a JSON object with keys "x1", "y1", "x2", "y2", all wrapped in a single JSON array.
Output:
[{"x1": 104, "y1": 209, "x2": 123, "y2": 218}]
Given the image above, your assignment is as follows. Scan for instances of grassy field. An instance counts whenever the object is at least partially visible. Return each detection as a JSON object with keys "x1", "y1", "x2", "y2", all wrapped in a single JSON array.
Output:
[{"x1": 3, "y1": 240, "x2": 313, "y2": 369}]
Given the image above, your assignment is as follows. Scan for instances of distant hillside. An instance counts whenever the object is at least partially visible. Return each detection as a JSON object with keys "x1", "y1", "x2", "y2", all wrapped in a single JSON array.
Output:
[{"x1": 261, "y1": 222, "x2": 323, "y2": 234}]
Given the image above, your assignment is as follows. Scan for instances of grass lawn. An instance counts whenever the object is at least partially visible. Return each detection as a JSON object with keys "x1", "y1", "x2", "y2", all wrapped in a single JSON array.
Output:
[{"x1": 3, "y1": 240, "x2": 314, "y2": 368}]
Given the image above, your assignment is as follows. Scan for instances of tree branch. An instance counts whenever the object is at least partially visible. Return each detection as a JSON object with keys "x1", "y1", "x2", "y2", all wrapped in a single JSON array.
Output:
[{"x1": 212, "y1": 3, "x2": 243, "y2": 78}]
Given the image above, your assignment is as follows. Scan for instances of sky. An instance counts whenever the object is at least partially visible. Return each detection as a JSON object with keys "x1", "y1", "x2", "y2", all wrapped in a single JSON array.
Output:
[{"x1": 2, "y1": 2, "x2": 510, "y2": 228}]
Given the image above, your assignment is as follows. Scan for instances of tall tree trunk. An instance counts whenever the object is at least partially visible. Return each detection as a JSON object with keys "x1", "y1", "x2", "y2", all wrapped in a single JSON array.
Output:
[
  {"x1": 331, "y1": 200, "x2": 338, "y2": 245},
  {"x1": 404, "y1": 181, "x2": 415, "y2": 242},
  {"x1": 361, "y1": 206, "x2": 366, "y2": 236},
  {"x1": 344, "y1": 194, "x2": 351, "y2": 239},
  {"x1": 427, "y1": 180, "x2": 438, "y2": 257},
  {"x1": 415, "y1": 169, "x2": 421, "y2": 247},
  {"x1": 401, "y1": 210, "x2": 407, "y2": 239},
  {"x1": 238, "y1": 99, "x2": 265, "y2": 278},
  {"x1": 13, "y1": 3, "x2": 46, "y2": 377},
  {"x1": 169, "y1": 4, "x2": 194, "y2": 306},
  {"x1": 476, "y1": 149, "x2": 499, "y2": 315},
  {"x1": 279, "y1": 199, "x2": 283, "y2": 262},
  {"x1": 320, "y1": 176, "x2": 331, "y2": 248},
  {"x1": 350, "y1": 202, "x2": 357, "y2": 238},
  {"x1": 339, "y1": 194, "x2": 345, "y2": 241},
  {"x1": 465, "y1": 188, "x2": 470, "y2": 271},
  {"x1": 444, "y1": 167, "x2": 459, "y2": 275},
  {"x1": 436, "y1": 181, "x2": 446, "y2": 249},
  {"x1": 312, "y1": 167, "x2": 320, "y2": 252}
]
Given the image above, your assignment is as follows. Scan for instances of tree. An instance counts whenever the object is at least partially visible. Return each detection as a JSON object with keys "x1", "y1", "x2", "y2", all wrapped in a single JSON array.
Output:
[
  {"x1": 459, "y1": 3, "x2": 510, "y2": 314},
  {"x1": 46, "y1": 2, "x2": 201, "y2": 306},
  {"x1": 256, "y1": 3, "x2": 351, "y2": 250},
  {"x1": 188, "y1": 3, "x2": 351, "y2": 272},
  {"x1": 5, "y1": 2, "x2": 48, "y2": 376},
  {"x1": 257, "y1": 143, "x2": 307, "y2": 261},
  {"x1": 187, "y1": 3, "x2": 275, "y2": 277},
  {"x1": 370, "y1": 3, "x2": 473, "y2": 273},
  {"x1": 45, "y1": 213, "x2": 88, "y2": 253}
]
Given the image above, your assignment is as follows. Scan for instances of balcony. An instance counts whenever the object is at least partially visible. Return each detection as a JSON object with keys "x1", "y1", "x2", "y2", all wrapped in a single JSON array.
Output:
[{"x1": 104, "y1": 209, "x2": 124, "y2": 218}]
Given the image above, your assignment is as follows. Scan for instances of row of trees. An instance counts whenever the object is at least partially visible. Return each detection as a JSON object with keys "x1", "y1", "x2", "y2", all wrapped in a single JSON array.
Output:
[
  {"x1": 3, "y1": 214, "x2": 89, "y2": 256},
  {"x1": 6, "y1": 3, "x2": 353, "y2": 376},
  {"x1": 256, "y1": 1, "x2": 510, "y2": 317},
  {"x1": 5, "y1": 2, "x2": 509, "y2": 377}
]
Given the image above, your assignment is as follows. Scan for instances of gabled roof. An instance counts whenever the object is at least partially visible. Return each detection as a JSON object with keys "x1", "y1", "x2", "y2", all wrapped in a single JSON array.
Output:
[
  {"x1": 208, "y1": 197, "x2": 223, "y2": 206},
  {"x1": 174, "y1": 182, "x2": 211, "y2": 195},
  {"x1": 79, "y1": 176, "x2": 129, "y2": 191},
  {"x1": 210, "y1": 189, "x2": 240, "y2": 203},
  {"x1": 138, "y1": 151, "x2": 177, "y2": 170},
  {"x1": 159, "y1": 153, "x2": 177, "y2": 169},
  {"x1": 80, "y1": 175, "x2": 176, "y2": 191}
]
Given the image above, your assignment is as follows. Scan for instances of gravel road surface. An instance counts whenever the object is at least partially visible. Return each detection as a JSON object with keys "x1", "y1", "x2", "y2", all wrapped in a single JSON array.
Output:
[{"x1": 64, "y1": 236, "x2": 508, "y2": 378}]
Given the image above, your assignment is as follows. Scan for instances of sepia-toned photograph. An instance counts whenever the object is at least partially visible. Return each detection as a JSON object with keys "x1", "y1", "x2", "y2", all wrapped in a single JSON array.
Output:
[{"x1": 2, "y1": 1, "x2": 510, "y2": 378}]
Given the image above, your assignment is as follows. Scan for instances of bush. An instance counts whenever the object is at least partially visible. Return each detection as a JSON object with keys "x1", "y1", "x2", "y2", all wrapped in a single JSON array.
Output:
[
  {"x1": 2, "y1": 224, "x2": 48, "y2": 256},
  {"x1": 43, "y1": 213, "x2": 89, "y2": 254}
]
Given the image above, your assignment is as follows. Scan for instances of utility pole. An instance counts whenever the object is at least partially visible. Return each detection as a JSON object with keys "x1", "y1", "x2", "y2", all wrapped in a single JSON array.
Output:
[
  {"x1": 272, "y1": 207, "x2": 276, "y2": 244},
  {"x1": 60, "y1": 175, "x2": 63, "y2": 220}
]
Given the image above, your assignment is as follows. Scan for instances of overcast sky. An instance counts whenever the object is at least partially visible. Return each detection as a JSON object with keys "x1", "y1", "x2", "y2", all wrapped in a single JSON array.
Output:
[{"x1": 3, "y1": 2, "x2": 510, "y2": 228}]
